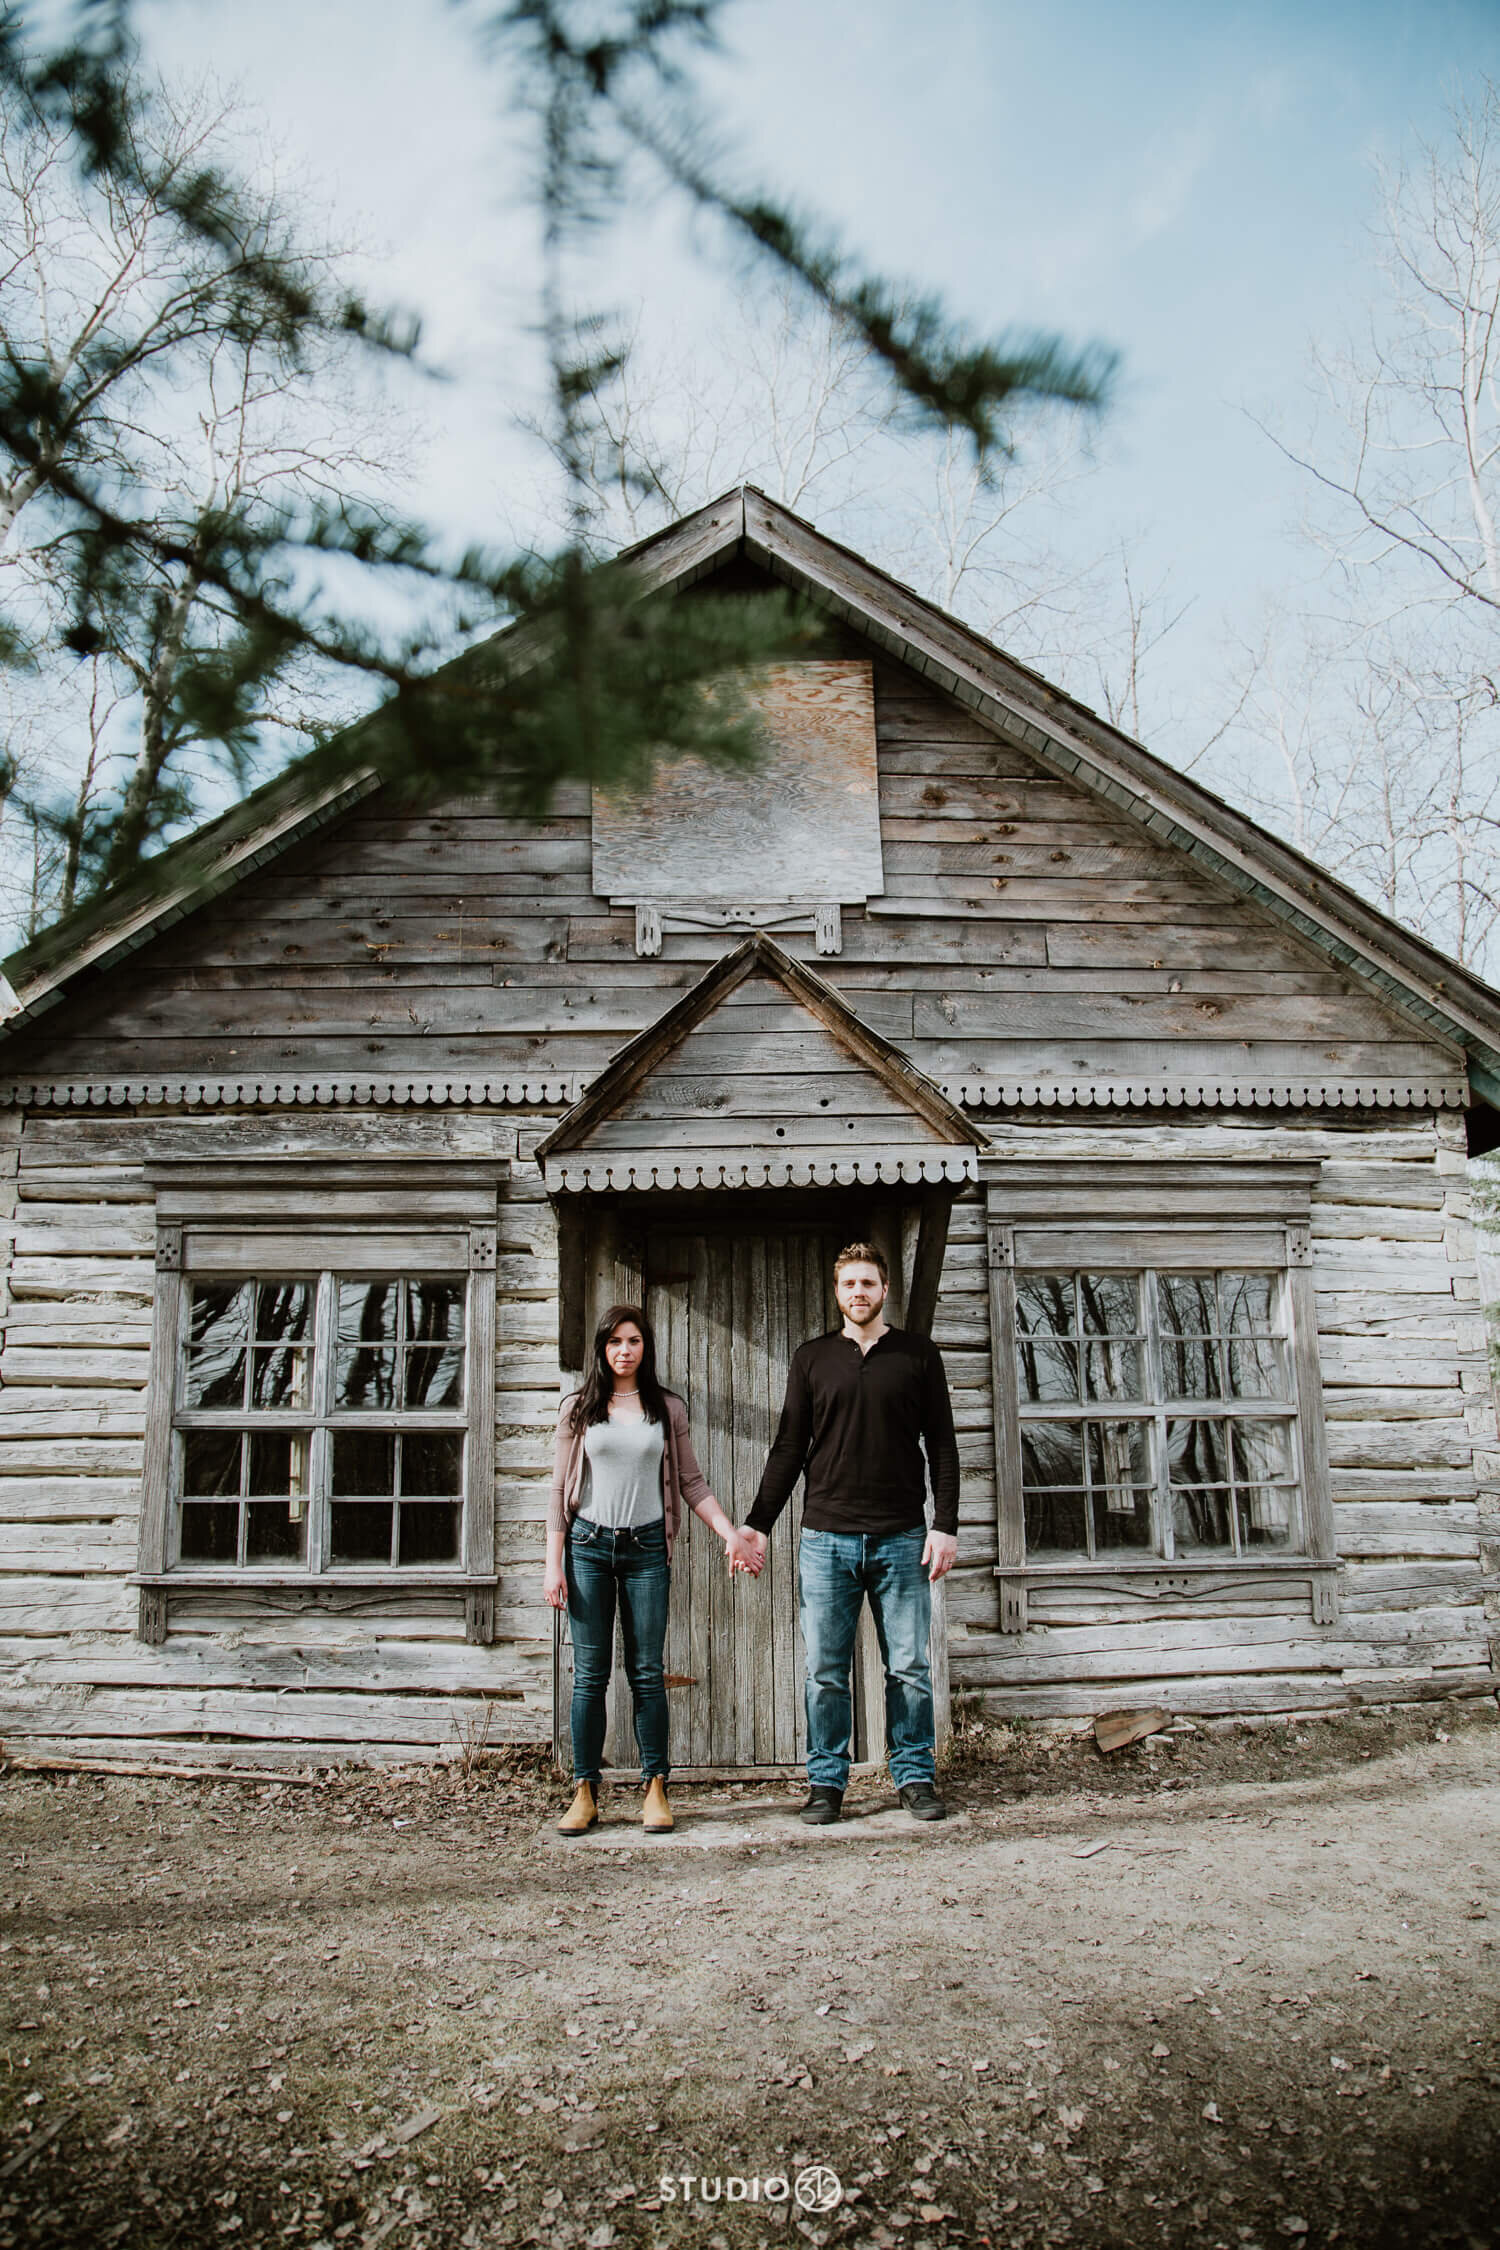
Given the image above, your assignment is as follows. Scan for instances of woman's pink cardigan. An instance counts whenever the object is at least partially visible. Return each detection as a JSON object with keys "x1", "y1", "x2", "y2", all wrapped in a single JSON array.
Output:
[{"x1": 548, "y1": 1391, "x2": 717, "y2": 1561}]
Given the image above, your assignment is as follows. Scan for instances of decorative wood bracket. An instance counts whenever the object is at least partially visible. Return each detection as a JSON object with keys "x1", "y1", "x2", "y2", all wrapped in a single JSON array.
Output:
[
  {"x1": 465, "y1": 1586, "x2": 497, "y2": 1646},
  {"x1": 138, "y1": 1587, "x2": 169, "y2": 1645},
  {"x1": 1286, "y1": 1223, "x2": 1313, "y2": 1267},
  {"x1": 992, "y1": 1564, "x2": 1341, "y2": 1629},
  {"x1": 813, "y1": 903, "x2": 842, "y2": 955},
  {"x1": 629, "y1": 900, "x2": 844, "y2": 956},
  {"x1": 155, "y1": 1223, "x2": 183, "y2": 1273}
]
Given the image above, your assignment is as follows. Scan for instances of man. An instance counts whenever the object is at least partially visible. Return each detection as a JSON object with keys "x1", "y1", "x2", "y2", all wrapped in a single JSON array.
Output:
[{"x1": 741, "y1": 1241, "x2": 959, "y2": 1825}]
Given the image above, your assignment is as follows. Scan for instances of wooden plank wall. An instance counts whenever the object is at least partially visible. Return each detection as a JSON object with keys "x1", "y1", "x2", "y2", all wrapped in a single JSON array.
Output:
[
  {"x1": 0, "y1": 1115, "x2": 1494, "y2": 1752},
  {"x1": 0, "y1": 647, "x2": 1465, "y2": 1100},
  {"x1": 0, "y1": 628, "x2": 1493, "y2": 1753},
  {"x1": 947, "y1": 1114, "x2": 1499, "y2": 1719},
  {"x1": 0, "y1": 1115, "x2": 564, "y2": 1765}
]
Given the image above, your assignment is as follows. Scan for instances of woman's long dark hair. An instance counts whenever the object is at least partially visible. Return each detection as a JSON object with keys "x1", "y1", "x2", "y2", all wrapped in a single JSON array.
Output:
[{"x1": 568, "y1": 1303, "x2": 669, "y2": 1434}]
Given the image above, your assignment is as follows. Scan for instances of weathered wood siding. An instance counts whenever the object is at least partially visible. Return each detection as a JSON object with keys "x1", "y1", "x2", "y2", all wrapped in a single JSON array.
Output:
[
  {"x1": 0, "y1": 1115, "x2": 566, "y2": 1763},
  {"x1": 0, "y1": 644, "x2": 1465, "y2": 1104},
  {"x1": 0, "y1": 620, "x2": 1493, "y2": 1756},
  {"x1": 949, "y1": 1113, "x2": 1499, "y2": 1718}
]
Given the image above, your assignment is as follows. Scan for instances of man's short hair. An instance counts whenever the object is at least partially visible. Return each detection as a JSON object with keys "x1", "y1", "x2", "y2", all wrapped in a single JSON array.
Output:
[{"x1": 834, "y1": 1240, "x2": 889, "y2": 1284}]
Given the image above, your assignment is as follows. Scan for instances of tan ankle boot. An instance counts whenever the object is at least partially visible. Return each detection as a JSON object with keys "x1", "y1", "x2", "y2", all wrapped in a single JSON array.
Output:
[
  {"x1": 557, "y1": 1781, "x2": 597, "y2": 1836},
  {"x1": 643, "y1": 1776, "x2": 673, "y2": 1833}
]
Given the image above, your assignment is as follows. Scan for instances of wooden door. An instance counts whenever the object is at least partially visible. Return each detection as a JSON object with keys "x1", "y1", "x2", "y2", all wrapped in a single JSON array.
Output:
[{"x1": 597, "y1": 1215, "x2": 884, "y2": 1775}]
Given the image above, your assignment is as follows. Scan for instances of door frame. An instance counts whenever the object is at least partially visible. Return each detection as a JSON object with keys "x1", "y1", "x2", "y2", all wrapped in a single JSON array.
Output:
[{"x1": 550, "y1": 1184, "x2": 956, "y2": 1779}]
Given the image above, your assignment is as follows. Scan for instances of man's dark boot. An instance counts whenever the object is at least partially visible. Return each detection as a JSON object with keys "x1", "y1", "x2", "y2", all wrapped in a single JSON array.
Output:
[
  {"x1": 798, "y1": 1785, "x2": 843, "y2": 1825},
  {"x1": 899, "y1": 1782, "x2": 948, "y2": 1822}
]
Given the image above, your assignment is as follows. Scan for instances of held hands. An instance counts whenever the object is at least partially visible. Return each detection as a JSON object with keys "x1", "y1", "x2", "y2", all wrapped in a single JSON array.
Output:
[{"x1": 723, "y1": 1524, "x2": 766, "y2": 1578}]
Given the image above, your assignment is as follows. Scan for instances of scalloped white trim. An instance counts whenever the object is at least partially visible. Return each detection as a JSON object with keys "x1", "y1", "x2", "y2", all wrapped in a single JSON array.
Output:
[
  {"x1": 545, "y1": 1148, "x2": 979, "y2": 1193},
  {"x1": 0, "y1": 1075, "x2": 1471, "y2": 1114},
  {"x1": 944, "y1": 1080, "x2": 1470, "y2": 1111},
  {"x1": 0, "y1": 1077, "x2": 580, "y2": 1110}
]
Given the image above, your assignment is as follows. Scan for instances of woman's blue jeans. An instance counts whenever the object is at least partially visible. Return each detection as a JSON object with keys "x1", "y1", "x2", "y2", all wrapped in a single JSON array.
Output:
[
  {"x1": 799, "y1": 1525, "x2": 935, "y2": 1790},
  {"x1": 565, "y1": 1516, "x2": 671, "y2": 1786}
]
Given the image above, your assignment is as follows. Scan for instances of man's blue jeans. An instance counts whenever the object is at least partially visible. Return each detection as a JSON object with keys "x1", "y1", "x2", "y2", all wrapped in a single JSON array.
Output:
[
  {"x1": 566, "y1": 1517, "x2": 670, "y2": 1786},
  {"x1": 799, "y1": 1525, "x2": 935, "y2": 1790}
]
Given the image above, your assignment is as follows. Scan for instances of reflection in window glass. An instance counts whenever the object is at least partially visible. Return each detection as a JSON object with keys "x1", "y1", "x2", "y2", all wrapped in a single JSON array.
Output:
[
  {"x1": 1084, "y1": 1339, "x2": 1140, "y2": 1401},
  {"x1": 1168, "y1": 1417, "x2": 1231, "y2": 1488},
  {"x1": 1023, "y1": 1487, "x2": 1088, "y2": 1555},
  {"x1": 185, "y1": 1284, "x2": 249, "y2": 1409},
  {"x1": 338, "y1": 1277, "x2": 399, "y2": 1345},
  {"x1": 1078, "y1": 1274, "x2": 1139, "y2": 1338},
  {"x1": 1221, "y1": 1273, "x2": 1275, "y2": 1329},
  {"x1": 1239, "y1": 1484, "x2": 1292, "y2": 1547},
  {"x1": 1017, "y1": 1337, "x2": 1078, "y2": 1406},
  {"x1": 1015, "y1": 1275, "x2": 1074, "y2": 1342},
  {"x1": 1162, "y1": 1333, "x2": 1221, "y2": 1399},
  {"x1": 1021, "y1": 1418, "x2": 1154, "y2": 1558},
  {"x1": 1158, "y1": 1274, "x2": 1217, "y2": 1337},
  {"x1": 403, "y1": 1343, "x2": 464, "y2": 1410},
  {"x1": 1092, "y1": 1485, "x2": 1152, "y2": 1549},
  {"x1": 1173, "y1": 1484, "x2": 1234, "y2": 1551},
  {"x1": 1021, "y1": 1422, "x2": 1085, "y2": 1490},
  {"x1": 336, "y1": 1340, "x2": 399, "y2": 1412},
  {"x1": 1225, "y1": 1331, "x2": 1283, "y2": 1399},
  {"x1": 183, "y1": 1429, "x2": 241, "y2": 1497},
  {"x1": 1090, "y1": 1420, "x2": 1150, "y2": 1487},
  {"x1": 1015, "y1": 1264, "x2": 1301, "y2": 1563},
  {"x1": 175, "y1": 1267, "x2": 469, "y2": 1576}
]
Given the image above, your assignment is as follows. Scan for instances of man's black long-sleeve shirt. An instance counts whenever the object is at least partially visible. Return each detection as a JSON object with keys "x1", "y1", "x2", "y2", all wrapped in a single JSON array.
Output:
[{"x1": 747, "y1": 1326, "x2": 960, "y2": 1539}]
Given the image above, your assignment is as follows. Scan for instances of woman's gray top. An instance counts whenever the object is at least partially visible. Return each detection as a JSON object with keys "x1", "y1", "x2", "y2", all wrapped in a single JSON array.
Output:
[{"x1": 575, "y1": 1410, "x2": 666, "y2": 1528}]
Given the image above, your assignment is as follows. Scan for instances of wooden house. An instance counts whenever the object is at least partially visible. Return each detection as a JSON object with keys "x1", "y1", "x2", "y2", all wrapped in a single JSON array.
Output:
[{"x1": 0, "y1": 487, "x2": 1495, "y2": 1772}]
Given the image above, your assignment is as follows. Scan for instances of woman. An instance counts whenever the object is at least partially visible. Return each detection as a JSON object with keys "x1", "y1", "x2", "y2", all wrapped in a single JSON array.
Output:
[{"x1": 545, "y1": 1303, "x2": 761, "y2": 1835}]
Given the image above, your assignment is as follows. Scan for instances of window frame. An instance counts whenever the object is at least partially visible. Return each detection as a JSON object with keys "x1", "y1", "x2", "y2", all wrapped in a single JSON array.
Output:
[
  {"x1": 983, "y1": 1159, "x2": 1337, "y2": 1634},
  {"x1": 135, "y1": 1157, "x2": 504, "y2": 1646},
  {"x1": 1013, "y1": 1263, "x2": 1305, "y2": 1564},
  {"x1": 171, "y1": 1265, "x2": 475, "y2": 1575}
]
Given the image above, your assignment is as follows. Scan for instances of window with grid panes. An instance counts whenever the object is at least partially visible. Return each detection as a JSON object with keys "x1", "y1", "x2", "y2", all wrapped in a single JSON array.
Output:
[
  {"x1": 1014, "y1": 1266, "x2": 1303, "y2": 1561},
  {"x1": 175, "y1": 1271, "x2": 468, "y2": 1570}
]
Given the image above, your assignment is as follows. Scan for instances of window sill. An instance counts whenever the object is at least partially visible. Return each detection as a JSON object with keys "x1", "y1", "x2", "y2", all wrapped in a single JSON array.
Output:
[
  {"x1": 133, "y1": 1571, "x2": 498, "y2": 1591},
  {"x1": 998, "y1": 1557, "x2": 1338, "y2": 1578},
  {"x1": 993, "y1": 1556, "x2": 1340, "y2": 1631}
]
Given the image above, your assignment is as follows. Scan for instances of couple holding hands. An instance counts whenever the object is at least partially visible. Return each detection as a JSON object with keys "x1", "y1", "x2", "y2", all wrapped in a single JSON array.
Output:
[{"x1": 544, "y1": 1241, "x2": 960, "y2": 1835}]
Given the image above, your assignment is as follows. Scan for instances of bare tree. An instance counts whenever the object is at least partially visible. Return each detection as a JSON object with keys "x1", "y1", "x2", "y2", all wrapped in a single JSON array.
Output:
[
  {"x1": 1201, "y1": 83, "x2": 1500, "y2": 974},
  {"x1": 1266, "y1": 86, "x2": 1500, "y2": 625},
  {"x1": 1202, "y1": 602, "x2": 1500, "y2": 971},
  {"x1": 0, "y1": 75, "x2": 400, "y2": 909},
  {"x1": 563, "y1": 287, "x2": 1194, "y2": 746},
  {"x1": 556, "y1": 286, "x2": 896, "y2": 550}
]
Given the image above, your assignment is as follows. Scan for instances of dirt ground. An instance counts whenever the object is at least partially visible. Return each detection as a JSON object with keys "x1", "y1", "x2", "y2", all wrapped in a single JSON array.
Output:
[{"x1": 0, "y1": 1700, "x2": 1497, "y2": 2250}]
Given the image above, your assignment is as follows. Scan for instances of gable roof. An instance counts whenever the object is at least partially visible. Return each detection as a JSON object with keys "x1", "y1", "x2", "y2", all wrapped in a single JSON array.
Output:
[
  {"x1": 536, "y1": 932, "x2": 985, "y2": 1192},
  {"x1": 7, "y1": 484, "x2": 1500, "y2": 1107}
]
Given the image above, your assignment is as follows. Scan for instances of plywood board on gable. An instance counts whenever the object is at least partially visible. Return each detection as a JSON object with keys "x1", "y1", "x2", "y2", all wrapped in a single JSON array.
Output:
[{"x1": 590, "y1": 661, "x2": 884, "y2": 904}]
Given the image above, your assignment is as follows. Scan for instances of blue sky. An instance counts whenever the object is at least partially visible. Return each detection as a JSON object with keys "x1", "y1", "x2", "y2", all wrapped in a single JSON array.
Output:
[{"x1": 138, "y1": 0, "x2": 1500, "y2": 735}]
